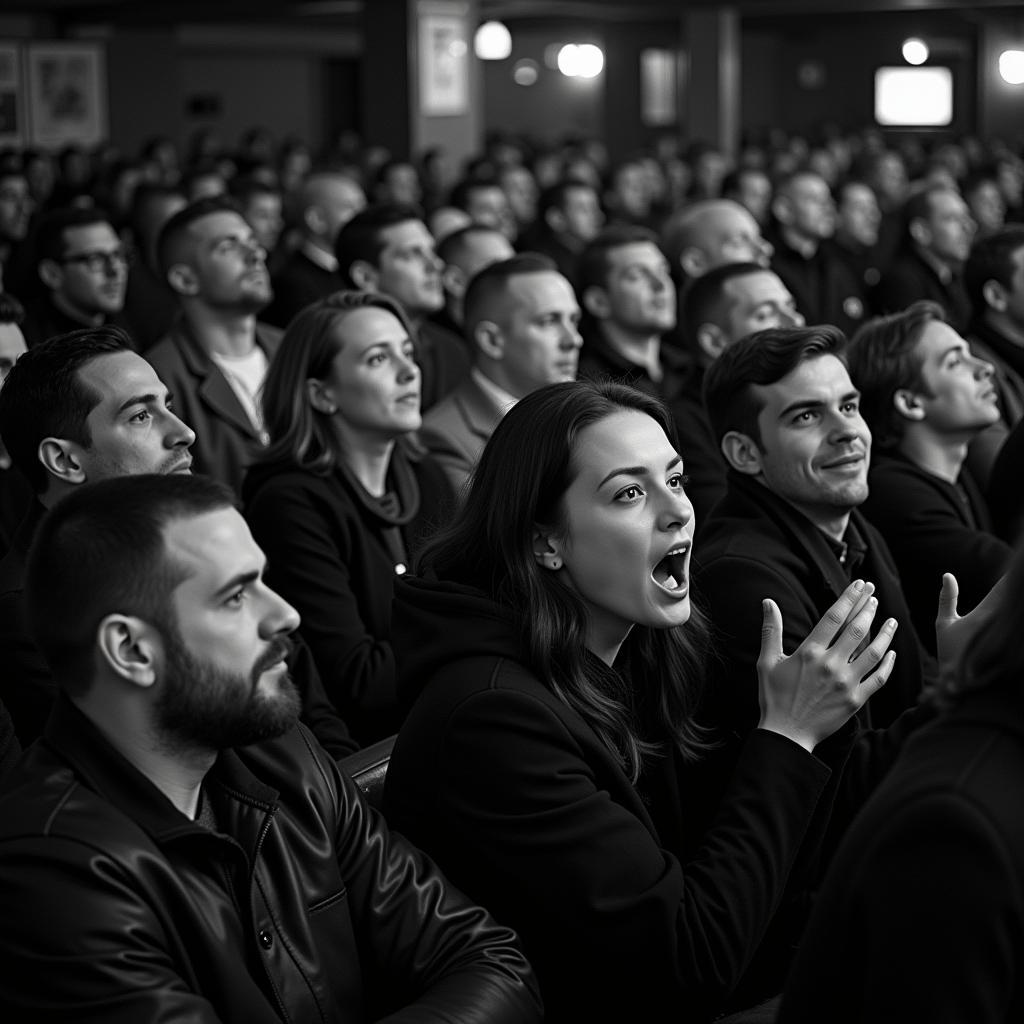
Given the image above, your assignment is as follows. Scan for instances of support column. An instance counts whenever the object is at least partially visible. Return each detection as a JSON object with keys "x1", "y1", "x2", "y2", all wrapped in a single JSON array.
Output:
[
  {"x1": 361, "y1": 0, "x2": 481, "y2": 164},
  {"x1": 684, "y1": 7, "x2": 740, "y2": 157}
]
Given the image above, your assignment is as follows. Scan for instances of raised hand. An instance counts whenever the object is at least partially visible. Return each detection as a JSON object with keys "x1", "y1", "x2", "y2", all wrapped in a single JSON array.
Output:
[
  {"x1": 935, "y1": 571, "x2": 1007, "y2": 681},
  {"x1": 757, "y1": 580, "x2": 898, "y2": 752}
]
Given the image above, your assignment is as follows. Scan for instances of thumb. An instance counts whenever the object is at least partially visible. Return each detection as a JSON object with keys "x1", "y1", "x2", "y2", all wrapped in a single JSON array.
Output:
[
  {"x1": 936, "y1": 573, "x2": 959, "y2": 627},
  {"x1": 759, "y1": 598, "x2": 784, "y2": 667}
]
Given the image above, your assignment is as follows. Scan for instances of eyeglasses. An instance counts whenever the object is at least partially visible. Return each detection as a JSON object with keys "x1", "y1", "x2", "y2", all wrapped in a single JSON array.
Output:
[{"x1": 60, "y1": 248, "x2": 133, "y2": 274}]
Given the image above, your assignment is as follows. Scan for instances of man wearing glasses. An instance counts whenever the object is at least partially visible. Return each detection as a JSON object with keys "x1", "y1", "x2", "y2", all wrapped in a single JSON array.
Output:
[
  {"x1": 147, "y1": 196, "x2": 280, "y2": 495},
  {"x1": 22, "y1": 206, "x2": 129, "y2": 348}
]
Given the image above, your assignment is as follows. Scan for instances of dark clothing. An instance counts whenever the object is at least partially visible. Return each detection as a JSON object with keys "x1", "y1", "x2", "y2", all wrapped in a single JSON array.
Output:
[
  {"x1": 145, "y1": 319, "x2": 281, "y2": 495},
  {"x1": 577, "y1": 319, "x2": 690, "y2": 404},
  {"x1": 0, "y1": 462, "x2": 31, "y2": 560},
  {"x1": 827, "y1": 237, "x2": 884, "y2": 302},
  {"x1": 694, "y1": 472, "x2": 933, "y2": 732},
  {"x1": 667, "y1": 363, "x2": 727, "y2": 527},
  {"x1": 0, "y1": 499, "x2": 358, "y2": 758},
  {"x1": 21, "y1": 298, "x2": 127, "y2": 349},
  {"x1": 0, "y1": 694, "x2": 542, "y2": 1023},
  {"x1": 987, "y1": 415, "x2": 1024, "y2": 544},
  {"x1": 263, "y1": 248, "x2": 340, "y2": 329},
  {"x1": 874, "y1": 247, "x2": 971, "y2": 333},
  {"x1": 122, "y1": 261, "x2": 182, "y2": 351},
  {"x1": 966, "y1": 317, "x2": 1024, "y2": 488},
  {"x1": 384, "y1": 574, "x2": 842, "y2": 1024},
  {"x1": 769, "y1": 234, "x2": 869, "y2": 336},
  {"x1": 416, "y1": 319, "x2": 470, "y2": 413},
  {"x1": 516, "y1": 225, "x2": 580, "y2": 283},
  {"x1": 861, "y1": 452, "x2": 1009, "y2": 655},
  {"x1": 780, "y1": 685, "x2": 1024, "y2": 1023},
  {"x1": 244, "y1": 446, "x2": 454, "y2": 745},
  {"x1": 0, "y1": 699, "x2": 19, "y2": 783}
]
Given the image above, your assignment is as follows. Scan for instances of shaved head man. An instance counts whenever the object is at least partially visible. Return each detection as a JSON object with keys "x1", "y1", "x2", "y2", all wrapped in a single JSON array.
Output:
[{"x1": 661, "y1": 199, "x2": 773, "y2": 282}]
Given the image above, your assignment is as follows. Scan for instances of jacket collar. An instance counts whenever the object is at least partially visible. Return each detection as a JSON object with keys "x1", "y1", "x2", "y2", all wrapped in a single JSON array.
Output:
[
  {"x1": 44, "y1": 692, "x2": 279, "y2": 849},
  {"x1": 457, "y1": 373, "x2": 510, "y2": 439},
  {"x1": 170, "y1": 318, "x2": 281, "y2": 441}
]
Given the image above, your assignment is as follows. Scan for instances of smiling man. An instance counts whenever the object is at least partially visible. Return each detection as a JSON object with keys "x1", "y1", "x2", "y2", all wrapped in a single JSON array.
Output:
[
  {"x1": 147, "y1": 196, "x2": 280, "y2": 495},
  {"x1": 696, "y1": 324, "x2": 933, "y2": 732},
  {"x1": 848, "y1": 301, "x2": 1009, "y2": 653},
  {"x1": 0, "y1": 473, "x2": 541, "y2": 1023}
]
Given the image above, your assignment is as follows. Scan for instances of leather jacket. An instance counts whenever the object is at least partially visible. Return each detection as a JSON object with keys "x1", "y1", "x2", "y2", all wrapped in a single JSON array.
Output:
[{"x1": 0, "y1": 695, "x2": 542, "y2": 1023}]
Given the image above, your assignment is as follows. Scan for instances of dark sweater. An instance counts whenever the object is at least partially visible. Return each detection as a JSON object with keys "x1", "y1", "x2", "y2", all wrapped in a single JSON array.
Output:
[{"x1": 244, "y1": 445, "x2": 454, "y2": 744}]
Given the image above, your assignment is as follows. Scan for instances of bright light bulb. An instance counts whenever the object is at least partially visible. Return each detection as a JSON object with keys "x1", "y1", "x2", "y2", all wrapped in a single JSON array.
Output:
[
  {"x1": 557, "y1": 44, "x2": 580, "y2": 77},
  {"x1": 902, "y1": 38, "x2": 928, "y2": 66},
  {"x1": 999, "y1": 49, "x2": 1024, "y2": 86},
  {"x1": 513, "y1": 59, "x2": 538, "y2": 86},
  {"x1": 575, "y1": 43, "x2": 604, "y2": 79},
  {"x1": 474, "y1": 21, "x2": 512, "y2": 61}
]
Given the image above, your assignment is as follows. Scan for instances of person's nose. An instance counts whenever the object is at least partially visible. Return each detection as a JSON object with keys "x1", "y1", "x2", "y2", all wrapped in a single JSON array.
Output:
[
  {"x1": 164, "y1": 410, "x2": 196, "y2": 448},
  {"x1": 396, "y1": 348, "x2": 420, "y2": 383},
  {"x1": 260, "y1": 584, "x2": 301, "y2": 640},
  {"x1": 656, "y1": 483, "x2": 693, "y2": 532}
]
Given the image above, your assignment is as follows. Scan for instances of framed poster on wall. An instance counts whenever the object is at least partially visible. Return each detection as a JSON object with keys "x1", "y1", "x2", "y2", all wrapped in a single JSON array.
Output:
[
  {"x1": 0, "y1": 43, "x2": 25, "y2": 148},
  {"x1": 418, "y1": 3, "x2": 469, "y2": 116},
  {"x1": 27, "y1": 42, "x2": 107, "y2": 148}
]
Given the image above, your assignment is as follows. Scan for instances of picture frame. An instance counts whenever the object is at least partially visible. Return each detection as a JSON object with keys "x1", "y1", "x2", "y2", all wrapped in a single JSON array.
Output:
[
  {"x1": 418, "y1": 3, "x2": 469, "y2": 116},
  {"x1": 0, "y1": 43, "x2": 26, "y2": 148},
  {"x1": 27, "y1": 42, "x2": 107, "y2": 148}
]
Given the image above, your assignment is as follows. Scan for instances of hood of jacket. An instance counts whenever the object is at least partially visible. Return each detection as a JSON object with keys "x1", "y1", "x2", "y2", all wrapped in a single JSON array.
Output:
[{"x1": 393, "y1": 574, "x2": 525, "y2": 706}]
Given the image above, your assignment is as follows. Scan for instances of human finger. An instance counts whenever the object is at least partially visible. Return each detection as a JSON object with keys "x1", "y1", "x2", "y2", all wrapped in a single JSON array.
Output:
[
  {"x1": 934, "y1": 573, "x2": 959, "y2": 630},
  {"x1": 757, "y1": 598, "x2": 784, "y2": 670},
  {"x1": 849, "y1": 615, "x2": 898, "y2": 677},
  {"x1": 828, "y1": 593, "x2": 881, "y2": 663},
  {"x1": 853, "y1": 649, "x2": 896, "y2": 706},
  {"x1": 800, "y1": 579, "x2": 869, "y2": 651}
]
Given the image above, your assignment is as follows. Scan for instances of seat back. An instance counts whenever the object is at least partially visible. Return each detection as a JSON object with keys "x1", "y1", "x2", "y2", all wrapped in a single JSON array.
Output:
[{"x1": 338, "y1": 734, "x2": 395, "y2": 810}]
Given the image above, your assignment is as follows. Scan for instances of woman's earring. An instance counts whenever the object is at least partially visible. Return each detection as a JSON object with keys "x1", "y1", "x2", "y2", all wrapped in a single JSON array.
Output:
[{"x1": 549, "y1": 556, "x2": 561, "y2": 570}]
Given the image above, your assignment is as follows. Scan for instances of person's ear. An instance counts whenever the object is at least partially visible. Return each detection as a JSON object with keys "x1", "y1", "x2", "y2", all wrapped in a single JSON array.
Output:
[
  {"x1": 532, "y1": 526, "x2": 565, "y2": 571},
  {"x1": 349, "y1": 259, "x2": 379, "y2": 292},
  {"x1": 166, "y1": 262, "x2": 199, "y2": 296},
  {"x1": 306, "y1": 378, "x2": 338, "y2": 415},
  {"x1": 96, "y1": 614, "x2": 160, "y2": 688},
  {"x1": 38, "y1": 258, "x2": 64, "y2": 291},
  {"x1": 893, "y1": 388, "x2": 926, "y2": 422},
  {"x1": 441, "y1": 264, "x2": 466, "y2": 299},
  {"x1": 695, "y1": 323, "x2": 728, "y2": 363},
  {"x1": 474, "y1": 320, "x2": 505, "y2": 360},
  {"x1": 546, "y1": 207, "x2": 567, "y2": 233},
  {"x1": 304, "y1": 204, "x2": 326, "y2": 237},
  {"x1": 720, "y1": 430, "x2": 763, "y2": 475},
  {"x1": 982, "y1": 278, "x2": 1007, "y2": 313},
  {"x1": 582, "y1": 285, "x2": 611, "y2": 320},
  {"x1": 771, "y1": 194, "x2": 793, "y2": 225},
  {"x1": 37, "y1": 437, "x2": 86, "y2": 485},
  {"x1": 678, "y1": 246, "x2": 707, "y2": 279},
  {"x1": 908, "y1": 217, "x2": 931, "y2": 248}
]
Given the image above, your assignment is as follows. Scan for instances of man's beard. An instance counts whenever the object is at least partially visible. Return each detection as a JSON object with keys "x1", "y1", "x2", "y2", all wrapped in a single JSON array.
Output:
[{"x1": 154, "y1": 624, "x2": 301, "y2": 753}]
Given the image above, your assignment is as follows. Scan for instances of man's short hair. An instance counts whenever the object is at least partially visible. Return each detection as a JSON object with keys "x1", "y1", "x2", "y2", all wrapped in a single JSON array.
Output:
[
  {"x1": 846, "y1": 300, "x2": 946, "y2": 450},
  {"x1": 575, "y1": 224, "x2": 660, "y2": 294},
  {"x1": 436, "y1": 223, "x2": 506, "y2": 269},
  {"x1": 0, "y1": 326, "x2": 133, "y2": 493},
  {"x1": 462, "y1": 253, "x2": 558, "y2": 339},
  {"x1": 229, "y1": 174, "x2": 281, "y2": 207},
  {"x1": 333, "y1": 202, "x2": 424, "y2": 288},
  {"x1": 26, "y1": 473, "x2": 235, "y2": 692},
  {"x1": 902, "y1": 186, "x2": 948, "y2": 239},
  {"x1": 679, "y1": 261, "x2": 767, "y2": 350},
  {"x1": 0, "y1": 291, "x2": 25, "y2": 326},
  {"x1": 703, "y1": 324, "x2": 848, "y2": 446},
  {"x1": 156, "y1": 195, "x2": 242, "y2": 279},
  {"x1": 964, "y1": 225, "x2": 1024, "y2": 313},
  {"x1": 33, "y1": 206, "x2": 115, "y2": 265}
]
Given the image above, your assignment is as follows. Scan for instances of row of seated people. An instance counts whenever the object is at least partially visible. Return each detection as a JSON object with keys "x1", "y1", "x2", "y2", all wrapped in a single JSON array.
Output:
[
  {"x1": 1, "y1": 190, "x2": 1023, "y2": 745},
  {"x1": 0, "y1": 352, "x2": 1016, "y2": 1019}
]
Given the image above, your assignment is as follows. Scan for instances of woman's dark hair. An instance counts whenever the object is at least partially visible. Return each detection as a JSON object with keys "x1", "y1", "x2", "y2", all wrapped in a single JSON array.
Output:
[
  {"x1": 420, "y1": 379, "x2": 714, "y2": 780},
  {"x1": 259, "y1": 289, "x2": 417, "y2": 475}
]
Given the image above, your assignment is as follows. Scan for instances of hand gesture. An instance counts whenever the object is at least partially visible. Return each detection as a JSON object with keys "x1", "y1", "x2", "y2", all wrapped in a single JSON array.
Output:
[
  {"x1": 935, "y1": 572, "x2": 1007, "y2": 682},
  {"x1": 757, "y1": 580, "x2": 898, "y2": 752}
]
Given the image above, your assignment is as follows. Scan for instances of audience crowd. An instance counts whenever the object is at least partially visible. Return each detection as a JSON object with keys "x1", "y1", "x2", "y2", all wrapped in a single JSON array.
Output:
[{"x1": 1, "y1": 119, "x2": 1023, "y2": 1021}]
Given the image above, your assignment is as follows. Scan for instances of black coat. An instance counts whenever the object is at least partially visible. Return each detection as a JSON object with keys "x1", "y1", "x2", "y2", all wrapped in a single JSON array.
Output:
[
  {"x1": 244, "y1": 447, "x2": 454, "y2": 745},
  {"x1": 780, "y1": 684, "x2": 1024, "y2": 1023},
  {"x1": 384, "y1": 574, "x2": 847, "y2": 1024},
  {"x1": 0, "y1": 695, "x2": 542, "y2": 1023},
  {"x1": 694, "y1": 472, "x2": 934, "y2": 731},
  {"x1": 861, "y1": 452, "x2": 1010, "y2": 655},
  {"x1": 874, "y1": 248, "x2": 971, "y2": 333}
]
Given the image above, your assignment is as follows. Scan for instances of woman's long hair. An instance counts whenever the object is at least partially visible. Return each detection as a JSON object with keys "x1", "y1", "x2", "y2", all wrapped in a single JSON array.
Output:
[
  {"x1": 420, "y1": 379, "x2": 715, "y2": 780},
  {"x1": 941, "y1": 546, "x2": 1023, "y2": 707},
  {"x1": 259, "y1": 290, "x2": 418, "y2": 475}
]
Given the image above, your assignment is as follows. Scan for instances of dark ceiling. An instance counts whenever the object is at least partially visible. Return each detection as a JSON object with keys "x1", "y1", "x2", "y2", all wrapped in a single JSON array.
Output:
[{"x1": 7, "y1": 0, "x2": 1024, "y2": 27}]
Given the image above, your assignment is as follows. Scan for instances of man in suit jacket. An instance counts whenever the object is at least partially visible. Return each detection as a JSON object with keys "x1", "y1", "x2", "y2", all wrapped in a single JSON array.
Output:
[
  {"x1": 146, "y1": 196, "x2": 280, "y2": 495},
  {"x1": 419, "y1": 254, "x2": 582, "y2": 495}
]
